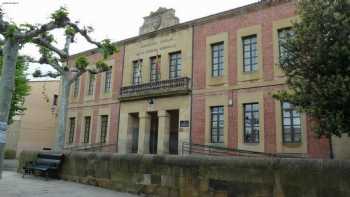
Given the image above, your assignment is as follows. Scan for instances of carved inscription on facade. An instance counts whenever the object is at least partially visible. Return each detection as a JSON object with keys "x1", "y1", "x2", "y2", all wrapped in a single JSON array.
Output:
[{"x1": 136, "y1": 36, "x2": 176, "y2": 56}]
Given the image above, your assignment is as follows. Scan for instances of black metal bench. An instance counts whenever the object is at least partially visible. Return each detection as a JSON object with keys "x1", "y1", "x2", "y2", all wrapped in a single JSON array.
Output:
[{"x1": 22, "y1": 152, "x2": 64, "y2": 180}]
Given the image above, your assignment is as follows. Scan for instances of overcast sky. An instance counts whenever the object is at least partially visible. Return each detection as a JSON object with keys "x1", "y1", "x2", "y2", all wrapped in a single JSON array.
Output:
[{"x1": 0, "y1": 0, "x2": 258, "y2": 80}]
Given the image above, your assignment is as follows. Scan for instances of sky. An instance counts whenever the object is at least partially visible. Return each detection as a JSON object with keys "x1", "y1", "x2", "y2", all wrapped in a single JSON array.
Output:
[{"x1": 0, "y1": 0, "x2": 258, "y2": 80}]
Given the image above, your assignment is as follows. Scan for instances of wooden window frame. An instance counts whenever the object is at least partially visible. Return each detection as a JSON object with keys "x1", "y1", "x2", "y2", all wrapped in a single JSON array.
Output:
[
  {"x1": 169, "y1": 52, "x2": 181, "y2": 79},
  {"x1": 100, "y1": 115, "x2": 108, "y2": 144},
  {"x1": 210, "y1": 106, "x2": 224, "y2": 143},
  {"x1": 243, "y1": 103, "x2": 259, "y2": 143},
  {"x1": 68, "y1": 117, "x2": 75, "y2": 144},
  {"x1": 281, "y1": 102, "x2": 302, "y2": 143},
  {"x1": 83, "y1": 116, "x2": 91, "y2": 144},
  {"x1": 242, "y1": 35, "x2": 258, "y2": 73},
  {"x1": 211, "y1": 42, "x2": 224, "y2": 77}
]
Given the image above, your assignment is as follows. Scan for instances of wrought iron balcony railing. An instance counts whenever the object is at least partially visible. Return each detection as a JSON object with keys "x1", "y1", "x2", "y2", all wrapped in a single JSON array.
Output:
[{"x1": 119, "y1": 77, "x2": 191, "y2": 101}]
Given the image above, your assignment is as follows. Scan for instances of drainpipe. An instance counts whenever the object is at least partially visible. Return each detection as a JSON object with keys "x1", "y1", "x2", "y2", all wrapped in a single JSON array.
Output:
[{"x1": 189, "y1": 24, "x2": 195, "y2": 154}]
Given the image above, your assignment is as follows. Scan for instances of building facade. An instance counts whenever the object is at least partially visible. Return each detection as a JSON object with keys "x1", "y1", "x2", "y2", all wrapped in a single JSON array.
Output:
[{"x1": 66, "y1": 0, "x2": 333, "y2": 158}]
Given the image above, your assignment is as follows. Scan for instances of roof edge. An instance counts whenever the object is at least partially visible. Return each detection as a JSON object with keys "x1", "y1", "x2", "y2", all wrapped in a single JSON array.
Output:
[{"x1": 69, "y1": 0, "x2": 294, "y2": 59}]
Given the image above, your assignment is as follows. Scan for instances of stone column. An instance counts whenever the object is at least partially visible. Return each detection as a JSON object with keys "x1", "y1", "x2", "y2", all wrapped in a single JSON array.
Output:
[
  {"x1": 157, "y1": 110, "x2": 170, "y2": 154},
  {"x1": 118, "y1": 113, "x2": 129, "y2": 154},
  {"x1": 138, "y1": 112, "x2": 151, "y2": 154}
]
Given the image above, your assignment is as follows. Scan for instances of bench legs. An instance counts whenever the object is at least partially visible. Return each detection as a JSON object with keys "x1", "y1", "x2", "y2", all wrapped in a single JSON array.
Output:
[{"x1": 22, "y1": 168, "x2": 33, "y2": 178}]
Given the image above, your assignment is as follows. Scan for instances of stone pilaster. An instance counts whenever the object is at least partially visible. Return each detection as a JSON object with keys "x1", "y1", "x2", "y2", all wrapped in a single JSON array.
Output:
[
  {"x1": 138, "y1": 112, "x2": 151, "y2": 154},
  {"x1": 157, "y1": 110, "x2": 170, "y2": 154},
  {"x1": 118, "y1": 113, "x2": 129, "y2": 154}
]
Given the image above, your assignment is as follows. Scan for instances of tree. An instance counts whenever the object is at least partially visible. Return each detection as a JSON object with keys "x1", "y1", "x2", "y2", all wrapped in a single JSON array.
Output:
[
  {"x1": 274, "y1": 0, "x2": 350, "y2": 151},
  {"x1": 0, "y1": 7, "x2": 115, "y2": 178},
  {"x1": 0, "y1": 55, "x2": 30, "y2": 124}
]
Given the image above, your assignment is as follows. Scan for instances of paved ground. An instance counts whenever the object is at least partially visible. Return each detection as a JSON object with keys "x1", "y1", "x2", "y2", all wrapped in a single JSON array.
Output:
[
  {"x1": 0, "y1": 171, "x2": 139, "y2": 197},
  {"x1": 3, "y1": 160, "x2": 17, "y2": 171}
]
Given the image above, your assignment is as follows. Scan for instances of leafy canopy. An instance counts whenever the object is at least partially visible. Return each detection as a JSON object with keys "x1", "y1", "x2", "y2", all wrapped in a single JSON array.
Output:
[{"x1": 274, "y1": 0, "x2": 350, "y2": 137}]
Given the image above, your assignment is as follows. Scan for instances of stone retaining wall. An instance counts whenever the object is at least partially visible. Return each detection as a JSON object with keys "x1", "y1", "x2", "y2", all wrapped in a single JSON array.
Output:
[{"x1": 18, "y1": 151, "x2": 350, "y2": 197}]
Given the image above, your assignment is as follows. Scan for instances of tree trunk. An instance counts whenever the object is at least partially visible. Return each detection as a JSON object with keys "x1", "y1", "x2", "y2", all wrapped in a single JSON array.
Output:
[
  {"x1": 328, "y1": 135, "x2": 334, "y2": 159},
  {"x1": 54, "y1": 75, "x2": 71, "y2": 151},
  {"x1": 0, "y1": 40, "x2": 19, "y2": 179}
]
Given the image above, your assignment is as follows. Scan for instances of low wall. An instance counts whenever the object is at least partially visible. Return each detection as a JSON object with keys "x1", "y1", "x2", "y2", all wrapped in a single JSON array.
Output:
[{"x1": 19, "y1": 151, "x2": 350, "y2": 197}]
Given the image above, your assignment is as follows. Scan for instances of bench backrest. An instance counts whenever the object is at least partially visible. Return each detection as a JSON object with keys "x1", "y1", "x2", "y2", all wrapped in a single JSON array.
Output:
[{"x1": 37, "y1": 153, "x2": 64, "y2": 168}]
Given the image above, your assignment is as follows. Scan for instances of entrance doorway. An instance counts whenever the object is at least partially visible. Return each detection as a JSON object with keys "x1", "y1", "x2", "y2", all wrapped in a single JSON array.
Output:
[
  {"x1": 129, "y1": 113, "x2": 139, "y2": 153},
  {"x1": 169, "y1": 110, "x2": 179, "y2": 154},
  {"x1": 149, "y1": 112, "x2": 158, "y2": 154}
]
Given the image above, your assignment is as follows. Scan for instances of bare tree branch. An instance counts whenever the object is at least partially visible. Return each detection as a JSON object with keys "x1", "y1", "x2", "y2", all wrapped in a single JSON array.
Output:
[
  {"x1": 68, "y1": 22, "x2": 102, "y2": 48},
  {"x1": 32, "y1": 37, "x2": 68, "y2": 59},
  {"x1": 25, "y1": 56, "x2": 65, "y2": 74},
  {"x1": 17, "y1": 21, "x2": 66, "y2": 40}
]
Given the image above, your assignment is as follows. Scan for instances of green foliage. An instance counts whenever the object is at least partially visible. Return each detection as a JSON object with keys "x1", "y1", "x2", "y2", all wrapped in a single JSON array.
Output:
[
  {"x1": 99, "y1": 39, "x2": 117, "y2": 59},
  {"x1": 75, "y1": 56, "x2": 89, "y2": 71},
  {"x1": 65, "y1": 26, "x2": 76, "y2": 37},
  {"x1": 4, "y1": 24, "x2": 19, "y2": 40},
  {"x1": 51, "y1": 7, "x2": 69, "y2": 25},
  {"x1": 4, "y1": 149, "x2": 16, "y2": 159},
  {"x1": 96, "y1": 60, "x2": 110, "y2": 72},
  {"x1": 275, "y1": 0, "x2": 350, "y2": 137},
  {"x1": 0, "y1": 56, "x2": 30, "y2": 124}
]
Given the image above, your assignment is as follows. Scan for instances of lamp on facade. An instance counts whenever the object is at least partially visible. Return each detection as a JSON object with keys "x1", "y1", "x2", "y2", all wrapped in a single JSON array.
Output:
[{"x1": 148, "y1": 98, "x2": 155, "y2": 105}]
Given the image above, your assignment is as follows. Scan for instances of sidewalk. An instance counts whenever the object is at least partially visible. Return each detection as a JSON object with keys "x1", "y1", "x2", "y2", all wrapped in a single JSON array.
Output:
[{"x1": 0, "y1": 171, "x2": 139, "y2": 197}]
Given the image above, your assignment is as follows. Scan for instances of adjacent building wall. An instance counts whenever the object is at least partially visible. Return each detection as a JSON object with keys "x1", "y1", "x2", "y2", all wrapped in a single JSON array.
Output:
[{"x1": 15, "y1": 81, "x2": 59, "y2": 156}]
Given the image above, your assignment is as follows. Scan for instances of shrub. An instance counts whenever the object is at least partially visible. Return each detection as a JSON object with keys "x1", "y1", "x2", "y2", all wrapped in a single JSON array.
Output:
[{"x1": 4, "y1": 149, "x2": 16, "y2": 159}]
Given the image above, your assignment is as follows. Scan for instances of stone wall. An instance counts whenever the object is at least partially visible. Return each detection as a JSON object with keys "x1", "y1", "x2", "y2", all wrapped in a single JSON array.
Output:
[{"x1": 19, "y1": 151, "x2": 350, "y2": 197}]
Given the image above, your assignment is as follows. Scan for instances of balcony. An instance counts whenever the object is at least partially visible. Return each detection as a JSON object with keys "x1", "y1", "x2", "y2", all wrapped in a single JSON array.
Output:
[{"x1": 119, "y1": 77, "x2": 191, "y2": 101}]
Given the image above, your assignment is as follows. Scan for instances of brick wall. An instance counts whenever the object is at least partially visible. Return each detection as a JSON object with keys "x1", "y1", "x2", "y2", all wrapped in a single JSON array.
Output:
[{"x1": 191, "y1": 1, "x2": 330, "y2": 158}]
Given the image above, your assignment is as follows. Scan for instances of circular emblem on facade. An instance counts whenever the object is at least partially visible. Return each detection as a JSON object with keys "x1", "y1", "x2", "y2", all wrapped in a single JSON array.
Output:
[{"x1": 151, "y1": 15, "x2": 161, "y2": 30}]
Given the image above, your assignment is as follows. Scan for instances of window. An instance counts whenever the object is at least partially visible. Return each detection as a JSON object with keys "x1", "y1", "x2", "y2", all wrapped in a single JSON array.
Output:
[
  {"x1": 278, "y1": 28, "x2": 294, "y2": 64},
  {"x1": 242, "y1": 35, "x2": 258, "y2": 72},
  {"x1": 83, "y1": 116, "x2": 91, "y2": 144},
  {"x1": 68, "y1": 117, "x2": 75, "y2": 144},
  {"x1": 132, "y1": 60, "x2": 142, "y2": 85},
  {"x1": 244, "y1": 103, "x2": 259, "y2": 143},
  {"x1": 210, "y1": 106, "x2": 224, "y2": 143},
  {"x1": 104, "y1": 69, "x2": 112, "y2": 93},
  {"x1": 169, "y1": 52, "x2": 181, "y2": 79},
  {"x1": 282, "y1": 102, "x2": 301, "y2": 143},
  {"x1": 87, "y1": 74, "x2": 95, "y2": 96},
  {"x1": 150, "y1": 56, "x2": 160, "y2": 82},
  {"x1": 73, "y1": 78, "x2": 79, "y2": 97},
  {"x1": 53, "y1": 94, "x2": 58, "y2": 106},
  {"x1": 100, "y1": 115, "x2": 108, "y2": 143},
  {"x1": 211, "y1": 42, "x2": 224, "y2": 77}
]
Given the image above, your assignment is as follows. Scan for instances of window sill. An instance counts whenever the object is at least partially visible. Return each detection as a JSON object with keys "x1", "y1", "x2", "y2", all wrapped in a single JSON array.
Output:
[
  {"x1": 282, "y1": 142, "x2": 302, "y2": 148},
  {"x1": 207, "y1": 76, "x2": 226, "y2": 86},
  {"x1": 243, "y1": 142, "x2": 260, "y2": 145}
]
